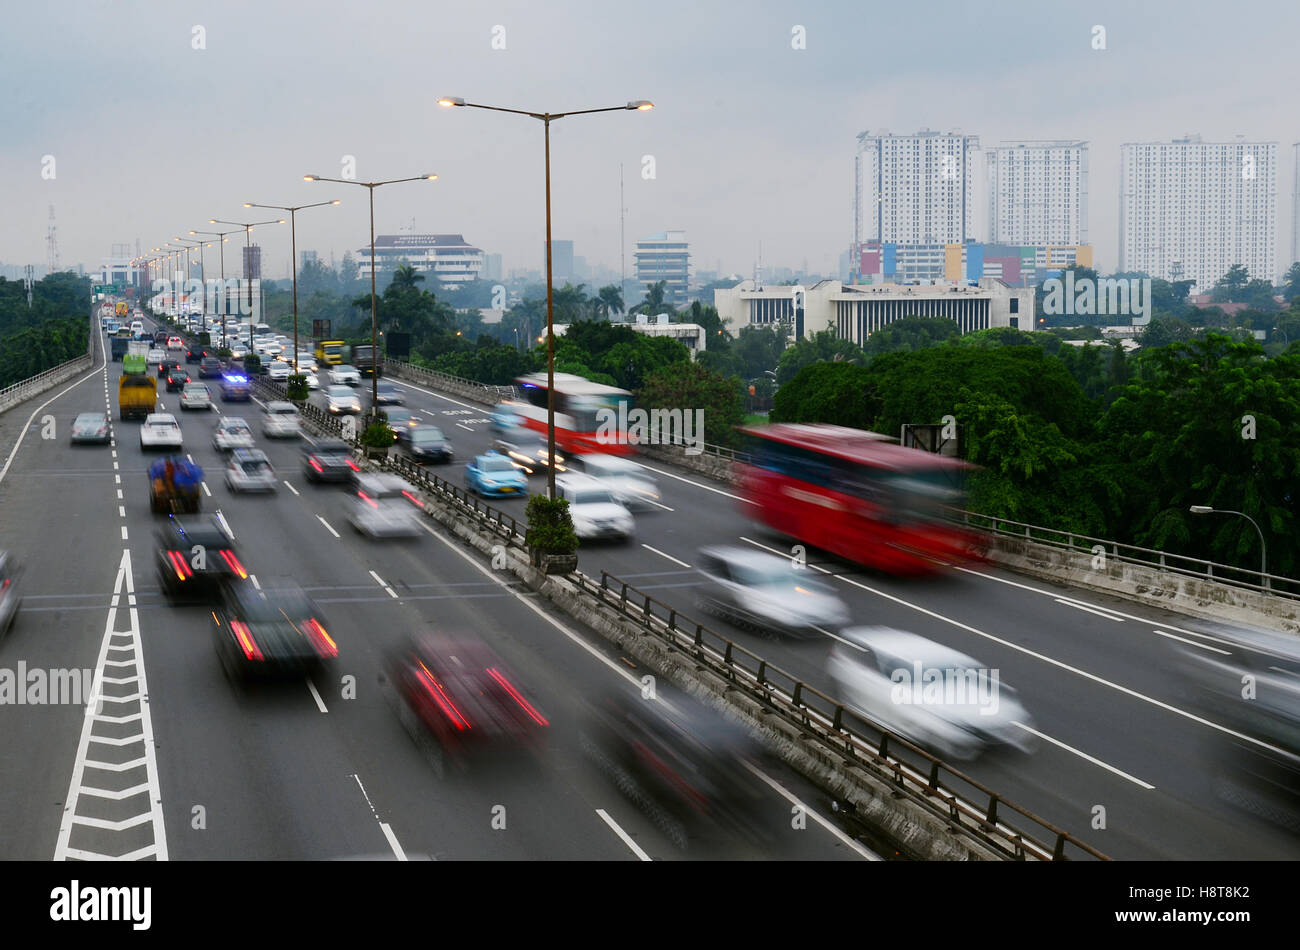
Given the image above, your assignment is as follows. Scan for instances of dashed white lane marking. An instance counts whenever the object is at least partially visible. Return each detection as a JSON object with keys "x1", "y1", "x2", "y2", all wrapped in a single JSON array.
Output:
[
  {"x1": 1012, "y1": 723, "x2": 1155, "y2": 790},
  {"x1": 1054, "y1": 598, "x2": 1125, "y2": 621},
  {"x1": 595, "y1": 809, "x2": 652, "y2": 861},
  {"x1": 201, "y1": 482, "x2": 211, "y2": 497},
  {"x1": 120, "y1": 526, "x2": 128, "y2": 540},
  {"x1": 368, "y1": 570, "x2": 399, "y2": 599},
  {"x1": 1153, "y1": 629, "x2": 1231, "y2": 655},
  {"x1": 284, "y1": 481, "x2": 299, "y2": 496},
  {"x1": 352, "y1": 774, "x2": 407, "y2": 861},
  {"x1": 317, "y1": 516, "x2": 340, "y2": 539},
  {"x1": 641, "y1": 544, "x2": 690, "y2": 568},
  {"x1": 306, "y1": 677, "x2": 329, "y2": 713}
]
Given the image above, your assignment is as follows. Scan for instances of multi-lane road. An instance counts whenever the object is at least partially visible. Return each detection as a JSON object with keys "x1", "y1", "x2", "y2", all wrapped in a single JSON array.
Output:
[
  {"x1": 1, "y1": 316, "x2": 1297, "y2": 860},
  {"x1": 0, "y1": 319, "x2": 873, "y2": 861}
]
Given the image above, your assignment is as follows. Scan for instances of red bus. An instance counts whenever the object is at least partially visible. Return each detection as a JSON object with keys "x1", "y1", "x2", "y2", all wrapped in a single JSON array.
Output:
[
  {"x1": 736, "y1": 424, "x2": 984, "y2": 576},
  {"x1": 509, "y1": 372, "x2": 637, "y2": 457}
]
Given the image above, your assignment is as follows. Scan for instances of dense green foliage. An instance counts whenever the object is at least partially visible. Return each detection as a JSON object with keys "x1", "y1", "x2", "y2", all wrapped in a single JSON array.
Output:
[
  {"x1": 526, "y1": 495, "x2": 578, "y2": 554},
  {"x1": 0, "y1": 273, "x2": 93, "y2": 388}
]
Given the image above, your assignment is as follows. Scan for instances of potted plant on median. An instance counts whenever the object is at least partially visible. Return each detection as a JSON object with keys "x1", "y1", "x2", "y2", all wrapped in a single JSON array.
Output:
[
  {"x1": 244, "y1": 353, "x2": 262, "y2": 377},
  {"x1": 525, "y1": 494, "x2": 579, "y2": 575},
  {"x1": 286, "y1": 373, "x2": 309, "y2": 406},
  {"x1": 360, "y1": 410, "x2": 395, "y2": 460}
]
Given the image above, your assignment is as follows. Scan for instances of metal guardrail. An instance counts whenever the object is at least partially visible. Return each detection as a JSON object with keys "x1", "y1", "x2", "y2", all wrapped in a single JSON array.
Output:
[
  {"x1": 383, "y1": 358, "x2": 517, "y2": 405},
  {"x1": 571, "y1": 569, "x2": 1109, "y2": 862},
  {"x1": 958, "y1": 509, "x2": 1299, "y2": 601},
  {"x1": 260, "y1": 370, "x2": 1103, "y2": 860}
]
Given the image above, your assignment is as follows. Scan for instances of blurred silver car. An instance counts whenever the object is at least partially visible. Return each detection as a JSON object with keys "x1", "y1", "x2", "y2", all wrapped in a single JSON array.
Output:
[
  {"x1": 827, "y1": 627, "x2": 1035, "y2": 761},
  {"x1": 568, "y1": 454, "x2": 661, "y2": 509},
  {"x1": 694, "y1": 546, "x2": 849, "y2": 637},
  {"x1": 212, "y1": 416, "x2": 254, "y2": 452},
  {"x1": 261, "y1": 401, "x2": 301, "y2": 439},
  {"x1": 349, "y1": 474, "x2": 423, "y2": 538},
  {"x1": 225, "y1": 449, "x2": 277, "y2": 492}
]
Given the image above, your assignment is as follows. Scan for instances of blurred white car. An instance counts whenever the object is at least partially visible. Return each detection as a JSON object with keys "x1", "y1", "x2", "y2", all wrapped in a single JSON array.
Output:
[
  {"x1": 266, "y1": 361, "x2": 291, "y2": 382},
  {"x1": 330, "y1": 364, "x2": 361, "y2": 386},
  {"x1": 213, "y1": 416, "x2": 254, "y2": 452},
  {"x1": 827, "y1": 627, "x2": 1036, "y2": 762},
  {"x1": 554, "y1": 474, "x2": 634, "y2": 542},
  {"x1": 140, "y1": 413, "x2": 183, "y2": 449},
  {"x1": 568, "y1": 454, "x2": 661, "y2": 510},
  {"x1": 295, "y1": 352, "x2": 317, "y2": 372},
  {"x1": 326, "y1": 386, "x2": 361, "y2": 414},
  {"x1": 261, "y1": 401, "x2": 301, "y2": 439},
  {"x1": 349, "y1": 474, "x2": 423, "y2": 537},
  {"x1": 305, "y1": 371, "x2": 320, "y2": 390},
  {"x1": 225, "y1": 449, "x2": 277, "y2": 492},
  {"x1": 694, "y1": 546, "x2": 850, "y2": 637}
]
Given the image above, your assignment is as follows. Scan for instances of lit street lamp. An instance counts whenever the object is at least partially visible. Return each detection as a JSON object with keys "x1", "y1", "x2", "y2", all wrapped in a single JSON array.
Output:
[
  {"x1": 304, "y1": 173, "x2": 437, "y2": 413},
  {"x1": 1189, "y1": 505, "x2": 1268, "y2": 590},
  {"x1": 243, "y1": 200, "x2": 340, "y2": 377},
  {"x1": 437, "y1": 95, "x2": 653, "y2": 497}
]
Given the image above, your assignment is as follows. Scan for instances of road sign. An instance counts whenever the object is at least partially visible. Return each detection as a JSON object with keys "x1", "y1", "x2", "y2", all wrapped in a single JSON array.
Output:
[{"x1": 94, "y1": 284, "x2": 119, "y2": 294}]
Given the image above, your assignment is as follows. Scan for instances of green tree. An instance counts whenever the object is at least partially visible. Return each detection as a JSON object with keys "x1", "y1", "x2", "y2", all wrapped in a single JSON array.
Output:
[
  {"x1": 862, "y1": 316, "x2": 960, "y2": 358},
  {"x1": 769, "y1": 361, "x2": 880, "y2": 430},
  {"x1": 775, "y1": 328, "x2": 864, "y2": 384},
  {"x1": 637, "y1": 360, "x2": 745, "y2": 448}
]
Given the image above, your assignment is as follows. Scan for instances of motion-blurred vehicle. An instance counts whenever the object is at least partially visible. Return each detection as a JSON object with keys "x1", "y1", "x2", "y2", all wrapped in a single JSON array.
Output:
[
  {"x1": 198, "y1": 356, "x2": 223, "y2": 379},
  {"x1": 157, "y1": 359, "x2": 182, "y2": 379},
  {"x1": 302, "y1": 439, "x2": 359, "y2": 484},
  {"x1": 372, "y1": 380, "x2": 402, "y2": 405},
  {"x1": 465, "y1": 451, "x2": 528, "y2": 497},
  {"x1": 326, "y1": 385, "x2": 361, "y2": 414},
  {"x1": 155, "y1": 516, "x2": 247, "y2": 603},
  {"x1": 70, "y1": 412, "x2": 111, "y2": 445},
  {"x1": 580, "y1": 689, "x2": 767, "y2": 850},
  {"x1": 140, "y1": 413, "x2": 183, "y2": 449},
  {"x1": 261, "y1": 401, "x2": 301, "y2": 439},
  {"x1": 179, "y1": 383, "x2": 212, "y2": 411},
  {"x1": 1178, "y1": 629, "x2": 1300, "y2": 832},
  {"x1": 348, "y1": 473, "x2": 424, "y2": 537},
  {"x1": 304, "y1": 370, "x2": 319, "y2": 390},
  {"x1": 212, "y1": 584, "x2": 337, "y2": 684},
  {"x1": 148, "y1": 457, "x2": 202, "y2": 514},
  {"x1": 147, "y1": 347, "x2": 166, "y2": 365},
  {"x1": 329, "y1": 364, "x2": 361, "y2": 386},
  {"x1": 166, "y1": 335, "x2": 185, "y2": 352},
  {"x1": 395, "y1": 421, "x2": 453, "y2": 465},
  {"x1": 164, "y1": 368, "x2": 189, "y2": 392},
  {"x1": 295, "y1": 352, "x2": 317, "y2": 372},
  {"x1": 186, "y1": 344, "x2": 207, "y2": 364},
  {"x1": 693, "y1": 545, "x2": 850, "y2": 637},
  {"x1": 212, "y1": 416, "x2": 254, "y2": 452},
  {"x1": 490, "y1": 403, "x2": 523, "y2": 432},
  {"x1": 491, "y1": 435, "x2": 565, "y2": 475},
  {"x1": 827, "y1": 627, "x2": 1036, "y2": 762},
  {"x1": 266, "y1": 360, "x2": 291, "y2": 382},
  {"x1": 220, "y1": 372, "x2": 251, "y2": 401},
  {"x1": 554, "y1": 474, "x2": 634, "y2": 542},
  {"x1": 384, "y1": 632, "x2": 549, "y2": 777},
  {"x1": 568, "y1": 454, "x2": 661, "y2": 510},
  {"x1": 0, "y1": 552, "x2": 18, "y2": 640},
  {"x1": 117, "y1": 364, "x2": 156, "y2": 421},
  {"x1": 225, "y1": 449, "x2": 277, "y2": 493}
]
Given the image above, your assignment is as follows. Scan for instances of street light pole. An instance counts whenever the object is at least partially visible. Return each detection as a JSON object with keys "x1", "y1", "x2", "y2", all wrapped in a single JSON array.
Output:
[
  {"x1": 1189, "y1": 506, "x2": 1268, "y2": 590},
  {"x1": 436, "y1": 96, "x2": 653, "y2": 499},
  {"x1": 191, "y1": 228, "x2": 242, "y2": 350},
  {"x1": 210, "y1": 217, "x2": 285, "y2": 336},
  {"x1": 243, "y1": 200, "x2": 340, "y2": 376},
  {"x1": 305, "y1": 174, "x2": 436, "y2": 416}
]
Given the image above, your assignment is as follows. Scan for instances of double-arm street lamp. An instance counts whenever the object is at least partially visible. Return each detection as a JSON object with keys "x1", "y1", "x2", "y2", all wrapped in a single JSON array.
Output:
[
  {"x1": 209, "y1": 218, "x2": 286, "y2": 327},
  {"x1": 1189, "y1": 505, "x2": 1269, "y2": 590},
  {"x1": 190, "y1": 228, "x2": 242, "y2": 349},
  {"x1": 173, "y1": 238, "x2": 211, "y2": 316},
  {"x1": 243, "y1": 200, "x2": 340, "y2": 375},
  {"x1": 436, "y1": 96, "x2": 653, "y2": 498},
  {"x1": 303, "y1": 173, "x2": 437, "y2": 411}
]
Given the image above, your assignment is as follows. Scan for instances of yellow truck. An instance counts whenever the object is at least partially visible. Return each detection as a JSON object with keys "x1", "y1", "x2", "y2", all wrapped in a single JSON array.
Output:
[{"x1": 118, "y1": 353, "x2": 157, "y2": 421}]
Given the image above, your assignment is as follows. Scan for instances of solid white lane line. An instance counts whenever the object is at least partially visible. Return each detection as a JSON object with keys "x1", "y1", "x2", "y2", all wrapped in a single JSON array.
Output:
[
  {"x1": 742, "y1": 763, "x2": 881, "y2": 860},
  {"x1": 737, "y1": 535, "x2": 1293, "y2": 758},
  {"x1": 595, "y1": 809, "x2": 652, "y2": 861},
  {"x1": 1013, "y1": 723, "x2": 1155, "y2": 790},
  {"x1": 1153, "y1": 629, "x2": 1231, "y2": 655},
  {"x1": 0, "y1": 355, "x2": 105, "y2": 487},
  {"x1": 641, "y1": 544, "x2": 691, "y2": 568},
  {"x1": 1054, "y1": 598, "x2": 1125, "y2": 621}
]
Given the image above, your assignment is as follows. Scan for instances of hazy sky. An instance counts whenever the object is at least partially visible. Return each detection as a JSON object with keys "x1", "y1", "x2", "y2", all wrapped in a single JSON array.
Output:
[{"x1": 3, "y1": 0, "x2": 1298, "y2": 284}]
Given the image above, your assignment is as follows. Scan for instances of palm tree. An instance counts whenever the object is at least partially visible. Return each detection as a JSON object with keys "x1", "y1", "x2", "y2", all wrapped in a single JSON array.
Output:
[
  {"x1": 391, "y1": 263, "x2": 425, "y2": 291},
  {"x1": 593, "y1": 284, "x2": 624, "y2": 320},
  {"x1": 552, "y1": 283, "x2": 590, "y2": 323},
  {"x1": 632, "y1": 280, "x2": 672, "y2": 317}
]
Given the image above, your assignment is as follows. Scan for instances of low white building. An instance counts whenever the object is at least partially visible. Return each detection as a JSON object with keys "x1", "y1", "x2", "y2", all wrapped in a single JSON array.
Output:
[{"x1": 553, "y1": 315, "x2": 707, "y2": 359}]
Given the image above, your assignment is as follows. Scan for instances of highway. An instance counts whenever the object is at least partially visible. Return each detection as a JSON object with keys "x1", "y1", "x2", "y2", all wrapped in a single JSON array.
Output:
[
  {"x1": 0, "y1": 316, "x2": 873, "y2": 861},
  {"x1": 300, "y1": 354, "x2": 1300, "y2": 860}
]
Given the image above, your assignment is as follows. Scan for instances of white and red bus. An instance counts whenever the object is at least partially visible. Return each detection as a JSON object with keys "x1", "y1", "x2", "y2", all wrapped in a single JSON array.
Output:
[
  {"x1": 736, "y1": 423, "x2": 985, "y2": 576},
  {"x1": 508, "y1": 372, "x2": 637, "y2": 457}
]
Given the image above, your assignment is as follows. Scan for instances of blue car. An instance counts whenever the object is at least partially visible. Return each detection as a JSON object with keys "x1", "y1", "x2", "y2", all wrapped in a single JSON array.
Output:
[
  {"x1": 465, "y1": 451, "x2": 528, "y2": 498},
  {"x1": 490, "y1": 403, "x2": 524, "y2": 432}
]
